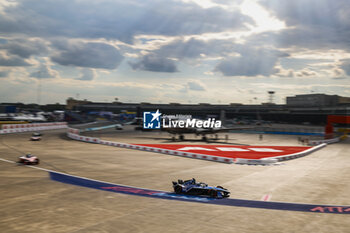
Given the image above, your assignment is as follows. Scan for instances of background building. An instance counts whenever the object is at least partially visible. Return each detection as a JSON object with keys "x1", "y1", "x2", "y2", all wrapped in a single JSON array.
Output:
[
  {"x1": 286, "y1": 94, "x2": 350, "y2": 107},
  {"x1": 1, "y1": 93, "x2": 349, "y2": 125}
]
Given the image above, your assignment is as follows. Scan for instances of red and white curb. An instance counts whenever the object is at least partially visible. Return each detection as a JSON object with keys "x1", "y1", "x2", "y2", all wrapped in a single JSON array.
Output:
[
  {"x1": 67, "y1": 131, "x2": 233, "y2": 164},
  {"x1": 66, "y1": 127, "x2": 327, "y2": 165}
]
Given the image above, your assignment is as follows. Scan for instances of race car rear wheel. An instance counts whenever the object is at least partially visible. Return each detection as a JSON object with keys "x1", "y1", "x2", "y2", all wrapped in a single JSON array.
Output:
[{"x1": 174, "y1": 185, "x2": 182, "y2": 194}]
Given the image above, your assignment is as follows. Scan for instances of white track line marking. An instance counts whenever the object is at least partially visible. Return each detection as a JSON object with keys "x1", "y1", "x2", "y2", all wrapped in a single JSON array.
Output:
[
  {"x1": 0, "y1": 157, "x2": 169, "y2": 192},
  {"x1": 0, "y1": 158, "x2": 16, "y2": 164}
]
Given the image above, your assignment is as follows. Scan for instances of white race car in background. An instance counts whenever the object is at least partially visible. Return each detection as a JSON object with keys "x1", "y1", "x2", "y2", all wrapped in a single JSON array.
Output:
[
  {"x1": 30, "y1": 132, "x2": 42, "y2": 141},
  {"x1": 115, "y1": 124, "x2": 123, "y2": 130},
  {"x1": 18, "y1": 154, "x2": 40, "y2": 165}
]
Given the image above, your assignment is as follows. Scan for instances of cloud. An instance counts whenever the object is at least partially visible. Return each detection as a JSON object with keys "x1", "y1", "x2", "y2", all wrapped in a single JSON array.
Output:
[
  {"x1": 187, "y1": 81, "x2": 205, "y2": 91},
  {"x1": 215, "y1": 48, "x2": 288, "y2": 76},
  {"x1": 51, "y1": 42, "x2": 123, "y2": 69},
  {"x1": 155, "y1": 38, "x2": 209, "y2": 59},
  {"x1": 151, "y1": 38, "x2": 235, "y2": 60},
  {"x1": 30, "y1": 64, "x2": 58, "y2": 79},
  {"x1": 0, "y1": 54, "x2": 31, "y2": 66},
  {"x1": 0, "y1": 38, "x2": 48, "y2": 58},
  {"x1": 340, "y1": 59, "x2": 350, "y2": 75},
  {"x1": 78, "y1": 69, "x2": 95, "y2": 81},
  {"x1": 256, "y1": 0, "x2": 350, "y2": 51},
  {"x1": 250, "y1": 27, "x2": 350, "y2": 52},
  {"x1": 0, "y1": 0, "x2": 252, "y2": 44},
  {"x1": 259, "y1": 0, "x2": 346, "y2": 28},
  {"x1": 212, "y1": 0, "x2": 245, "y2": 6},
  {"x1": 127, "y1": 38, "x2": 234, "y2": 72},
  {"x1": 296, "y1": 69, "x2": 317, "y2": 77},
  {"x1": 179, "y1": 80, "x2": 206, "y2": 93},
  {"x1": 130, "y1": 37, "x2": 292, "y2": 77},
  {"x1": 141, "y1": 38, "x2": 292, "y2": 77},
  {"x1": 274, "y1": 68, "x2": 294, "y2": 78},
  {"x1": 129, "y1": 54, "x2": 178, "y2": 72},
  {"x1": 0, "y1": 70, "x2": 9, "y2": 77}
]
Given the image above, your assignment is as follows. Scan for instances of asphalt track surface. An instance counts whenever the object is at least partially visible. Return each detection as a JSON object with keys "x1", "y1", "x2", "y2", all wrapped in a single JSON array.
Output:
[
  {"x1": 1, "y1": 126, "x2": 350, "y2": 232},
  {"x1": 48, "y1": 171, "x2": 350, "y2": 214}
]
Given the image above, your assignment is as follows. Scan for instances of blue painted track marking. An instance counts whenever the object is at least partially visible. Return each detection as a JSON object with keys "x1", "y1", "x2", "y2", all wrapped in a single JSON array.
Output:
[{"x1": 50, "y1": 171, "x2": 350, "y2": 214}]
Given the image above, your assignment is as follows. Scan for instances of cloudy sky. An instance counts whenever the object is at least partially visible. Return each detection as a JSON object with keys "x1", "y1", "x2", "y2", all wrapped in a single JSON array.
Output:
[{"x1": 0, "y1": 0, "x2": 350, "y2": 105}]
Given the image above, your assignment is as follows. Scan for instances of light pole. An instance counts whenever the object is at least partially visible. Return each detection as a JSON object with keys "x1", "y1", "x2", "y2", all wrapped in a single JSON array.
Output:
[{"x1": 37, "y1": 71, "x2": 42, "y2": 105}]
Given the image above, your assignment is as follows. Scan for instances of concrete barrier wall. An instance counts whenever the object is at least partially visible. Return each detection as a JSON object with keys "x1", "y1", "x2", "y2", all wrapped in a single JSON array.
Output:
[
  {"x1": 273, "y1": 143, "x2": 326, "y2": 162},
  {"x1": 308, "y1": 137, "x2": 340, "y2": 146},
  {"x1": 67, "y1": 132, "x2": 100, "y2": 144},
  {"x1": 0, "y1": 122, "x2": 67, "y2": 134},
  {"x1": 235, "y1": 143, "x2": 326, "y2": 165},
  {"x1": 67, "y1": 127, "x2": 80, "y2": 135},
  {"x1": 81, "y1": 124, "x2": 120, "y2": 132}
]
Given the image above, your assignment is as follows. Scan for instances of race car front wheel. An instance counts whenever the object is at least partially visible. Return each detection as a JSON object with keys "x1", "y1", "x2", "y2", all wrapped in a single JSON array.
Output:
[{"x1": 174, "y1": 185, "x2": 182, "y2": 194}]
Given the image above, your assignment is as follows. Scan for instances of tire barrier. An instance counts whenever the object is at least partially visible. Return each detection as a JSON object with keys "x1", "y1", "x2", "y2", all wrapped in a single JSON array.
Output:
[
  {"x1": 0, "y1": 122, "x2": 67, "y2": 134},
  {"x1": 49, "y1": 170, "x2": 350, "y2": 214}
]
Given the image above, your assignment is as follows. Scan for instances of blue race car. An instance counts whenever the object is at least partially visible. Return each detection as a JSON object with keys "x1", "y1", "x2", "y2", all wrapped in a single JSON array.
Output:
[{"x1": 172, "y1": 178, "x2": 230, "y2": 198}]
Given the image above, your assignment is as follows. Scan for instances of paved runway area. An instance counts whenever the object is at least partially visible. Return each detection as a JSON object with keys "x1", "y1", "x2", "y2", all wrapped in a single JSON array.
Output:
[{"x1": 1, "y1": 126, "x2": 349, "y2": 232}]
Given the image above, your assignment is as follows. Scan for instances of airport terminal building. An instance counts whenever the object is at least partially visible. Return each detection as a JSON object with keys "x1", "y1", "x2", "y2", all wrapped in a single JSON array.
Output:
[
  {"x1": 69, "y1": 94, "x2": 350, "y2": 125},
  {"x1": 1, "y1": 93, "x2": 349, "y2": 125},
  {"x1": 286, "y1": 94, "x2": 350, "y2": 107}
]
